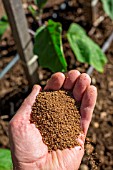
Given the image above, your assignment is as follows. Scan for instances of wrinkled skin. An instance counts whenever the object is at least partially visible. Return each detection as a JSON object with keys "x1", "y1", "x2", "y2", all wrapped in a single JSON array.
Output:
[{"x1": 9, "y1": 70, "x2": 97, "y2": 170}]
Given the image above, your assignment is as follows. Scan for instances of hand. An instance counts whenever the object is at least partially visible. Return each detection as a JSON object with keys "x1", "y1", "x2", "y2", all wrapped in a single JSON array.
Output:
[{"x1": 9, "y1": 70, "x2": 97, "y2": 170}]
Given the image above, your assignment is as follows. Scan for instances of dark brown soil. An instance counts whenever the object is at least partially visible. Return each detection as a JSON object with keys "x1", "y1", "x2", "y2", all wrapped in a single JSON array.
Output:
[
  {"x1": 0, "y1": 119, "x2": 9, "y2": 148},
  {"x1": 31, "y1": 90, "x2": 81, "y2": 151}
]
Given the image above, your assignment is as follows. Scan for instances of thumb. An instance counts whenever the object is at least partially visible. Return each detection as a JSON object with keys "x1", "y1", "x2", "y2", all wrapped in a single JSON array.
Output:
[
  {"x1": 23, "y1": 85, "x2": 42, "y2": 107},
  {"x1": 10, "y1": 85, "x2": 42, "y2": 122}
]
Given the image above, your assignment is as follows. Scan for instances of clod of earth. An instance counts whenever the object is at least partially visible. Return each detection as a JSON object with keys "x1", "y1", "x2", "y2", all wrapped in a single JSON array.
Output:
[{"x1": 30, "y1": 90, "x2": 82, "y2": 151}]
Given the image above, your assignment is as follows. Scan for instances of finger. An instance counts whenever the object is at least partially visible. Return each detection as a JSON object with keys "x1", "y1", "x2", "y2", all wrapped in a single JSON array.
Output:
[
  {"x1": 44, "y1": 72, "x2": 65, "y2": 90},
  {"x1": 73, "y1": 73, "x2": 91, "y2": 101},
  {"x1": 80, "y1": 85, "x2": 97, "y2": 135},
  {"x1": 63, "y1": 70, "x2": 80, "y2": 90}
]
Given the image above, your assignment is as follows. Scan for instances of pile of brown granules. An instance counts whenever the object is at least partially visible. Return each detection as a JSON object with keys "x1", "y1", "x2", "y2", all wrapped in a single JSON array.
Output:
[{"x1": 30, "y1": 90, "x2": 82, "y2": 151}]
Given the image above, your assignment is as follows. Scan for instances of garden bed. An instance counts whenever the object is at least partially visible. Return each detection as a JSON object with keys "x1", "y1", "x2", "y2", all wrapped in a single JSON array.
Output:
[{"x1": 0, "y1": 0, "x2": 113, "y2": 169}]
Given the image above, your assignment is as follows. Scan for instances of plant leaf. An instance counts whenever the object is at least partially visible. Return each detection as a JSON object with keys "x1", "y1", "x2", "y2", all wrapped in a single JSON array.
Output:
[
  {"x1": 0, "y1": 149, "x2": 13, "y2": 170},
  {"x1": 0, "y1": 15, "x2": 9, "y2": 39},
  {"x1": 67, "y1": 23, "x2": 107, "y2": 73},
  {"x1": 101, "y1": 0, "x2": 113, "y2": 20},
  {"x1": 34, "y1": 19, "x2": 67, "y2": 72},
  {"x1": 34, "y1": 0, "x2": 47, "y2": 9}
]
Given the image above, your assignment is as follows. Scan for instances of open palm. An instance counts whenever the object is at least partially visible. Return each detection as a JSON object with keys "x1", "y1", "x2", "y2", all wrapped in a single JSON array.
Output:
[{"x1": 9, "y1": 70, "x2": 97, "y2": 170}]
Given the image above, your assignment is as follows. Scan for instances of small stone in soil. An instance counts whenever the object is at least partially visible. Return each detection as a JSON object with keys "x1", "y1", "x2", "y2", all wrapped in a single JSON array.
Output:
[{"x1": 30, "y1": 90, "x2": 82, "y2": 151}]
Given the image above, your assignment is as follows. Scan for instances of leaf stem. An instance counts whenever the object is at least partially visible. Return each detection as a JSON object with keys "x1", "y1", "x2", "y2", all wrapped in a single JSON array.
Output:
[{"x1": 37, "y1": 9, "x2": 43, "y2": 26}]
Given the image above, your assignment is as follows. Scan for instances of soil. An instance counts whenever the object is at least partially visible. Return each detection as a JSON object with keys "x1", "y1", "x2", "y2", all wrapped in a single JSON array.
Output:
[
  {"x1": 0, "y1": 0, "x2": 113, "y2": 169},
  {"x1": 31, "y1": 90, "x2": 81, "y2": 151}
]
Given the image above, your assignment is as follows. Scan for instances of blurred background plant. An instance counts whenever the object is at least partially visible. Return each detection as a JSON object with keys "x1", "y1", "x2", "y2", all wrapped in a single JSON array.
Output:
[
  {"x1": 29, "y1": 0, "x2": 107, "y2": 73},
  {"x1": 0, "y1": 148, "x2": 12, "y2": 170},
  {"x1": 101, "y1": 0, "x2": 113, "y2": 20},
  {"x1": 0, "y1": 15, "x2": 9, "y2": 39}
]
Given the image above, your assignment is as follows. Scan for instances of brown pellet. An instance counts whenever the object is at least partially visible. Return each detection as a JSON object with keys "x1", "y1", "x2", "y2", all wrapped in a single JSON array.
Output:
[{"x1": 30, "y1": 90, "x2": 82, "y2": 152}]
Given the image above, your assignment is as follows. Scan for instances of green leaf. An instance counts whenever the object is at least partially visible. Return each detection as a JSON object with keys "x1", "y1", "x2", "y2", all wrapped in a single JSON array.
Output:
[
  {"x1": 67, "y1": 23, "x2": 107, "y2": 73},
  {"x1": 34, "y1": 0, "x2": 47, "y2": 9},
  {"x1": 101, "y1": 0, "x2": 113, "y2": 20},
  {"x1": 0, "y1": 15, "x2": 9, "y2": 39},
  {"x1": 28, "y1": 5, "x2": 37, "y2": 18},
  {"x1": 0, "y1": 149, "x2": 13, "y2": 170},
  {"x1": 34, "y1": 19, "x2": 67, "y2": 72}
]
